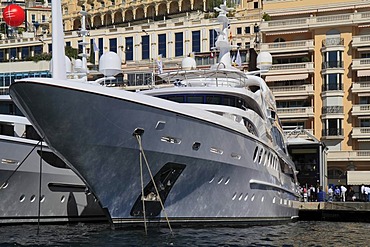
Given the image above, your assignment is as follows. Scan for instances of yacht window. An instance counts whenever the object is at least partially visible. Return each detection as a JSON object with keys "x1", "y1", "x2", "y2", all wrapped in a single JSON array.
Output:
[
  {"x1": 167, "y1": 96, "x2": 184, "y2": 103},
  {"x1": 222, "y1": 96, "x2": 235, "y2": 106},
  {"x1": 186, "y1": 96, "x2": 203, "y2": 103},
  {"x1": 26, "y1": 125, "x2": 42, "y2": 141},
  {"x1": 206, "y1": 95, "x2": 222, "y2": 104},
  {"x1": 0, "y1": 123, "x2": 13, "y2": 136}
]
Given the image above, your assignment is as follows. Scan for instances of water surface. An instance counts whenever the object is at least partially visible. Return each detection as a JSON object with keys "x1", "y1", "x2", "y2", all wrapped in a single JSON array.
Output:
[{"x1": 0, "y1": 221, "x2": 368, "y2": 246}]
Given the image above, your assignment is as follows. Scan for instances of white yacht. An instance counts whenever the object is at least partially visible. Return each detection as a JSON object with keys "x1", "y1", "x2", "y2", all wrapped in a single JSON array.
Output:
[
  {"x1": 0, "y1": 95, "x2": 106, "y2": 224},
  {"x1": 9, "y1": 1, "x2": 300, "y2": 228}
]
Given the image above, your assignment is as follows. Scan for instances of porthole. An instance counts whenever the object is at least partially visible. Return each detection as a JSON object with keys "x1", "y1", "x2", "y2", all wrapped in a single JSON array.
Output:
[
  {"x1": 210, "y1": 147, "x2": 223, "y2": 155},
  {"x1": 280, "y1": 198, "x2": 283, "y2": 204},
  {"x1": 261, "y1": 196, "x2": 264, "y2": 202},
  {"x1": 155, "y1": 121, "x2": 166, "y2": 130},
  {"x1": 19, "y1": 195, "x2": 25, "y2": 202},
  {"x1": 224, "y1": 177, "x2": 230, "y2": 185},
  {"x1": 272, "y1": 197, "x2": 276, "y2": 204},
  {"x1": 61, "y1": 195, "x2": 65, "y2": 203},
  {"x1": 40, "y1": 195, "x2": 45, "y2": 203},
  {"x1": 209, "y1": 176, "x2": 215, "y2": 183},
  {"x1": 30, "y1": 195, "x2": 36, "y2": 203},
  {"x1": 217, "y1": 177, "x2": 223, "y2": 184},
  {"x1": 231, "y1": 153, "x2": 241, "y2": 160},
  {"x1": 192, "y1": 142, "x2": 201, "y2": 151},
  {"x1": 232, "y1": 193, "x2": 237, "y2": 200},
  {"x1": 251, "y1": 194, "x2": 255, "y2": 201}
]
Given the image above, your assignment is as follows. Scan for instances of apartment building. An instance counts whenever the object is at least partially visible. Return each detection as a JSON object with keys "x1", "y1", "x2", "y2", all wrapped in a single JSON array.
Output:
[{"x1": 261, "y1": 0, "x2": 370, "y2": 186}]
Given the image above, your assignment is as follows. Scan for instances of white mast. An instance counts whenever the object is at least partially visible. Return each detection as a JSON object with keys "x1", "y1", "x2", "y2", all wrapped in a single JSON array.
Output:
[{"x1": 51, "y1": 0, "x2": 66, "y2": 80}]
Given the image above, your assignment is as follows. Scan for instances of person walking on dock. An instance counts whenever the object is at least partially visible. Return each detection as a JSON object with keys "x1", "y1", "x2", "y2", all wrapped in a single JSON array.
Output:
[
  {"x1": 328, "y1": 186, "x2": 333, "y2": 202},
  {"x1": 365, "y1": 186, "x2": 370, "y2": 202},
  {"x1": 340, "y1": 185, "x2": 347, "y2": 202}
]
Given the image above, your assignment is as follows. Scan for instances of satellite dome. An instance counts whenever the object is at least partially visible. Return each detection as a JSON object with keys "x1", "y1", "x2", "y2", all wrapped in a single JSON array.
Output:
[
  {"x1": 257, "y1": 51, "x2": 272, "y2": 71},
  {"x1": 181, "y1": 57, "x2": 196, "y2": 70},
  {"x1": 99, "y1": 51, "x2": 121, "y2": 77},
  {"x1": 49, "y1": 55, "x2": 72, "y2": 74},
  {"x1": 74, "y1": 59, "x2": 82, "y2": 71}
]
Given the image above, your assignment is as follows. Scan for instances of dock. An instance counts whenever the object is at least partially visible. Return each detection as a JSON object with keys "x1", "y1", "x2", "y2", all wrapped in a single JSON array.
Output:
[{"x1": 296, "y1": 202, "x2": 370, "y2": 222}]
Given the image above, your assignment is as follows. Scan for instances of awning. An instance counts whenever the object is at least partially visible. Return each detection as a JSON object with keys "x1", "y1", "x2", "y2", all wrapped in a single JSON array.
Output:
[
  {"x1": 266, "y1": 30, "x2": 309, "y2": 36},
  {"x1": 347, "y1": 171, "x2": 370, "y2": 185},
  {"x1": 265, "y1": 73, "x2": 308, "y2": 82},
  {"x1": 357, "y1": 70, "x2": 370, "y2": 77}
]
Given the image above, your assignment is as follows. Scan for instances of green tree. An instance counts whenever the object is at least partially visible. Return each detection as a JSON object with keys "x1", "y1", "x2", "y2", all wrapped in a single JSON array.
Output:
[{"x1": 65, "y1": 46, "x2": 78, "y2": 60}]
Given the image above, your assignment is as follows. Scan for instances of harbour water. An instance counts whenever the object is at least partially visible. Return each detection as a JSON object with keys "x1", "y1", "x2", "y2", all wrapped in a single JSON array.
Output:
[{"x1": 0, "y1": 221, "x2": 368, "y2": 246}]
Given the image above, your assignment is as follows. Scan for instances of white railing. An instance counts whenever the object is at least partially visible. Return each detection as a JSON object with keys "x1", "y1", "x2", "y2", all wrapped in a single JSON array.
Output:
[
  {"x1": 261, "y1": 11, "x2": 370, "y2": 31},
  {"x1": 352, "y1": 127, "x2": 370, "y2": 139},
  {"x1": 352, "y1": 82, "x2": 370, "y2": 93},
  {"x1": 270, "y1": 62, "x2": 314, "y2": 72},
  {"x1": 260, "y1": 40, "x2": 314, "y2": 52},
  {"x1": 327, "y1": 150, "x2": 370, "y2": 161},
  {"x1": 277, "y1": 107, "x2": 314, "y2": 118},
  {"x1": 271, "y1": 84, "x2": 314, "y2": 96},
  {"x1": 352, "y1": 104, "x2": 370, "y2": 116},
  {"x1": 352, "y1": 59, "x2": 370, "y2": 70}
]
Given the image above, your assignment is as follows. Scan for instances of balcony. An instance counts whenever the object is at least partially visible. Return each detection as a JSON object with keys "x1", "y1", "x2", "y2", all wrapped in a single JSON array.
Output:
[
  {"x1": 260, "y1": 40, "x2": 314, "y2": 53},
  {"x1": 352, "y1": 81, "x2": 370, "y2": 94},
  {"x1": 260, "y1": 11, "x2": 370, "y2": 32},
  {"x1": 352, "y1": 58, "x2": 370, "y2": 70},
  {"x1": 268, "y1": 62, "x2": 314, "y2": 75},
  {"x1": 352, "y1": 127, "x2": 370, "y2": 139},
  {"x1": 327, "y1": 150, "x2": 370, "y2": 162},
  {"x1": 276, "y1": 106, "x2": 314, "y2": 119},
  {"x1": 322, "y1": 106, "x2": 344, "y2": 119},
  {"x1": 352, "y1": 104, "x2": 370, "y2": 116},
  {"x1": 270, "y1": 84, "x2": 314, "y2": 98},
  {"x1": 353, "y1": 35, "x2": 370, "y2": 48},
  {"x1": 322, "y1": 128, "x2": 344, "y2": 140}
]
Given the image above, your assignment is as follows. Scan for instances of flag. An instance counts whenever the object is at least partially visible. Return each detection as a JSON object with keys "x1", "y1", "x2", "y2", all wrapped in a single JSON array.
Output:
[
  {"x1": 92, "y1": 39, "x2": 99, "y2": 52},
  {"x1": 157, "y1": 54, "x2": 163, "y2": 74},
  {"x1": 236, "y1": 49, "x2": 242, "y2": 67}
]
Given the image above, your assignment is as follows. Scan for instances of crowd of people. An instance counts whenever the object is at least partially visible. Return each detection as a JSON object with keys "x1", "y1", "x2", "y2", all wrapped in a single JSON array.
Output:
[{"x1": 300, "y1": 184, "x2": 370, "y2": 202}]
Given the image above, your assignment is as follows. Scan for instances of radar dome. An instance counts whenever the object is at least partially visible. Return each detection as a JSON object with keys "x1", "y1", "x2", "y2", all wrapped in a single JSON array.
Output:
[
  {"x1": 99, "y1": 51, "x2": 121, "y2": 77},
  {"x1": 50, "y1": 56, "x2": 72, "y2": 74},
  {"x1": 257, "y1": 51, "x2": 272, "y2": 71},
  {"x1": 74, "y1": 59, "x2": 82, "y2": 71},
  {"x1": 181, "y1": 57, "x2": 196, "y2": 70}
]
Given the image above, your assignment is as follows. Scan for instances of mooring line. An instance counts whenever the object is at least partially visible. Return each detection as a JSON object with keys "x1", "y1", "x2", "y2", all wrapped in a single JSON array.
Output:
[
  {"x1": 37, "y1": 140, "x2": 43, "y2": 234},
  {"x1": 139, "y1": 150, "x2": 148, "y2": 235},
  {"x1": 134, "y1": 134, "x2": 173, "y2": 235}
]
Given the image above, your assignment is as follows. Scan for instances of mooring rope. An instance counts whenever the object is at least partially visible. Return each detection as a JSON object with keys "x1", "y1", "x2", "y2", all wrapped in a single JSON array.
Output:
[
  {"x1": 37, "y1": 141, "x2": 43, "y2": 234},
  {"x1": 139, "y1": 151, "x2": 148, "y2": 235},
  {"x1": 134, "y1": 134, "x2": 173, "y2": 235}
]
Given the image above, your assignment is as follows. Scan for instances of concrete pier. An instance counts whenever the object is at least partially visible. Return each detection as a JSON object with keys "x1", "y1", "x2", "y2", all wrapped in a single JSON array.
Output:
[{"x1": 296, "y1": 202, "x2": 370, "y2": 222}]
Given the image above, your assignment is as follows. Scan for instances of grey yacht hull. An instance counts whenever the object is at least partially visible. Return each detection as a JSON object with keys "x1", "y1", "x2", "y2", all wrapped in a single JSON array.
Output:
[
  {"x1": 0, "y1": 137, "x2": 106, "y2": 224},
  {"x1": 10, "y1": 80, "x2": 299, "y2": 227}
]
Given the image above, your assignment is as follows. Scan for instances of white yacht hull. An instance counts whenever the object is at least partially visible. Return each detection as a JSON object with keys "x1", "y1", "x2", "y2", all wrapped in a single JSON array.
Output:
[
  {"x1": 0, "y1": 136, "x2": 106, "y2": 224},
  {"x1": 10, "y1": 80, "x2": 299, "y2": 227}
]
